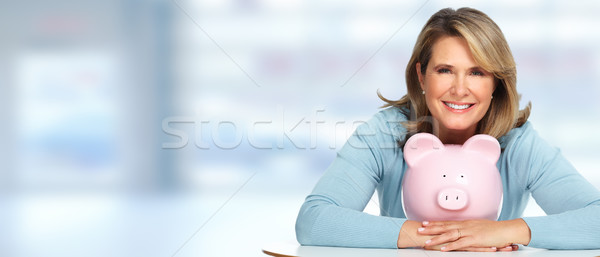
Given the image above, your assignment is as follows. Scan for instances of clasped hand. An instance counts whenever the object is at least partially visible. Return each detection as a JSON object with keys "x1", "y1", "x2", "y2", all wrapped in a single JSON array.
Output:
[{"x1": 416, "y1": 219, "x2": 528, "y2": 252}]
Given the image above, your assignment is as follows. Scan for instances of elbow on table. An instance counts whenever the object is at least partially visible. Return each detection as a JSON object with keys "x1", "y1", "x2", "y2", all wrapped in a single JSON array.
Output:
[
  {"x1": 295, "y1": 221, "x2": 312, "y2": 246},
  {"x1": 295, "y1": 202, "x2": 321, "y2": 246}
]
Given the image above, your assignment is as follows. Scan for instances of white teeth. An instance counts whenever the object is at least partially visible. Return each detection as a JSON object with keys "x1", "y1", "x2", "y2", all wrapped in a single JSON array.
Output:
[{"x1": 445, "y1": 102, "x2": 472, "y2": 110}]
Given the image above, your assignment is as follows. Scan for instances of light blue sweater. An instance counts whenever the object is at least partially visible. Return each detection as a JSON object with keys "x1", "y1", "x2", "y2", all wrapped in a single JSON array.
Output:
[{"x1": 296, "y1": 107, "x2": 600, "y2": 249}]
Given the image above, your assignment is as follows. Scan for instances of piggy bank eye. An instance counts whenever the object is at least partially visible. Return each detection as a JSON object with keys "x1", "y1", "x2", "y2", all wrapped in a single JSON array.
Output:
[
  {"x1": 442, "y1": 174, "x2": 446, "y2": 178},
  {"x1": 456, "y1": 174, "x2": 468, "y2": 185}
]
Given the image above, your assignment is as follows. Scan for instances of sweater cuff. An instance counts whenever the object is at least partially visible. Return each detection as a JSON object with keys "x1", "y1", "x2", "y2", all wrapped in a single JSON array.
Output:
[
  {"x1": 521, "y1": 216, "x2": 549, "y2": 249},
  {"x1": 380, "y1": 217, "x2": 405, "y2": 248}
]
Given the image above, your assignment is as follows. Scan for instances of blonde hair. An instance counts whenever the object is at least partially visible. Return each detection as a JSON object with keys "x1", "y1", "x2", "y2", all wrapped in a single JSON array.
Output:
[{"x1": 380, "y1": 7, "x2": 530, "y2": 141}]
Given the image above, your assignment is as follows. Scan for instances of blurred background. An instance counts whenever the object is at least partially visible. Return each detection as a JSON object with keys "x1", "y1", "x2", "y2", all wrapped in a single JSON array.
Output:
[{"x1": 1, "y1": 0, "x2": 600, "y2": 256}]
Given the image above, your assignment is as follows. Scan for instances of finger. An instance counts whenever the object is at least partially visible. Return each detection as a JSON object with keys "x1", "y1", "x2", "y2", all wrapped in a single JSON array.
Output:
[
  {"x1": 422, "y1": 220, "x2": 459, "y2": 227},
  {"x1": 497, "y1": 246, "x2": 514, "y2": 252},
  {"x1": 440, "y1": 237, "x2": 477, "y2": 252},
  {"x1": 453, "y1": 247, "x2": 498, "y2": 252},
  {"x1": 417, "y1": 227, "x2": 438, "y2": 235},
  {"x1": 423, "y1": 244, "x2": 445, "y2": 251},
  {"x1": 496, "y1": 244, "x2": 519, "y2": 252},
  {"x1": 418, "y1": 224, "x2": 461, "y2": 235},
  {"x1": 426, "y1": 245, "x2": 497, "y2": 252},
  {"x1": 424, "y1": 229, "x2": 461, "y2": 246}
]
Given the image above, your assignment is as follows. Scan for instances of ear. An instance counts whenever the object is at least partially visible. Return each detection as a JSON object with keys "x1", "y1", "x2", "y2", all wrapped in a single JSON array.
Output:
[
  {"x1": 462, "y1": 135, "x2": 501, "y2": 163},
  {"x1": 403, "y1": 133, "x2": 444, "y2": 166},
  {"x1": 416, "y1": 62, "x2": 425, "y2": 90}
]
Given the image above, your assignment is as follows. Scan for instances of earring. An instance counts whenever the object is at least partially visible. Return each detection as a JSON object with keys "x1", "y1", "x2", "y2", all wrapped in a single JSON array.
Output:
[
  {"x1": 422, "y1": 90, "x2": 425, "y2": 95},
  {"x1": 491, "y1": 95, "x2": 494, "y2": 99}
]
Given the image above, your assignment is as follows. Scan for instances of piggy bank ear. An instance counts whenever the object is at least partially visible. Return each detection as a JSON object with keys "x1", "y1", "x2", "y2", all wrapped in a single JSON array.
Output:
[
  {"x1": 403, "y1": 133, "x2": 444, "y2": 166},
  {"x1": 462, "y1": 135, "x2": 501, "y2": 163}
]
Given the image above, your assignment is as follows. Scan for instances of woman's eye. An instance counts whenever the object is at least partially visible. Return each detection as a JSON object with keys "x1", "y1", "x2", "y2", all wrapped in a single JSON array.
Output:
[
  {"x1": 471, "y1": 70, "x2": 485, "y2": 76},
  {"x1": 437, "y1": 68, "x2": 451, "y2": 74}
]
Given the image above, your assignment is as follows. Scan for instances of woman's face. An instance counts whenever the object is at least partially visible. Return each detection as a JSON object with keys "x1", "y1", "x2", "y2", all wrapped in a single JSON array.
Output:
[{"x1": 417, "y1": 36, "x2": 495, "y2": 138}]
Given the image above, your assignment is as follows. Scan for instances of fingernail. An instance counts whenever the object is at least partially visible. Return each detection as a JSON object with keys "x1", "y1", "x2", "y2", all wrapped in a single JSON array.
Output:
[
  {"x1": 425, "y1": 240, "x2": 431, "y2": 245},
  {"x1": 422, "y1": 221, "x2": 429, "y2": 225},
  {"x1": 418, "y1": 227, "x2": 425, "y2": 232},
  {"x1": 441, "y1": 246, "x2": 446, "y2": 251},
  {"x1": 491, "y1": 247, "x2": 497, "y2": 250}
]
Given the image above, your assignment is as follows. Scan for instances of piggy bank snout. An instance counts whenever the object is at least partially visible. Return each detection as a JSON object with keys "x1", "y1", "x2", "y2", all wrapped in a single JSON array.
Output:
[{"x1": 437, "y1": 188, "x2": 468, "y2": 210}]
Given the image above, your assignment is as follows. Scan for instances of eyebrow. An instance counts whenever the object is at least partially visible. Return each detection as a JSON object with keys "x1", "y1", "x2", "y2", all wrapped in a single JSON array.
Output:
[
  {"x1": 432, "y1": 64, "x2": 485, "y2": 70},
  {"x1": 433, "y1": 64, "x2": 453, "y2": 69}
]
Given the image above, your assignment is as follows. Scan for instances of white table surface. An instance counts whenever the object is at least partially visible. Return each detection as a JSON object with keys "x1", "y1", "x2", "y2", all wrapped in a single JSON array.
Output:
[{"x1": 262, "y1": 242, "x2": 600, "y2": 257}]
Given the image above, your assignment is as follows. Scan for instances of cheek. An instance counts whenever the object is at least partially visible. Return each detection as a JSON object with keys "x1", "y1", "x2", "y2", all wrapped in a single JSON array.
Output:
[
  {"x1": 483, "y1": 78, "x2": 496, "y2": 94},
  {"x1": 424, "y1": 76, "x2": 452, "y2": 100},
  {"x1": 474, "y1": 79, "x2": 495, "y2": 103},
  {"x1": 425, "y1": 75, "x2": 449, "y2": 91},
  {"x1": 474, "y1": 93, "x2": 492, "y2": 111}
]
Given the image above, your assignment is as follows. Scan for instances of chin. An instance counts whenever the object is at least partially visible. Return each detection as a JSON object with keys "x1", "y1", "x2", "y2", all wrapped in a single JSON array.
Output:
[{"x1": 441, "y1": 122, "x2": 477, "y2": 132}]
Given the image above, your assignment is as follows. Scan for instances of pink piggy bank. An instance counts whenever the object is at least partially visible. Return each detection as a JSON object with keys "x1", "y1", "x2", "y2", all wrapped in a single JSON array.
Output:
[{"x1": 402, "y1": 133, "x2": 502, "y2": 221}]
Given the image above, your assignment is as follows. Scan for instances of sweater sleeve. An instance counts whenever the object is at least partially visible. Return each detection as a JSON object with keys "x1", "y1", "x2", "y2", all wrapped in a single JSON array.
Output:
[
  {"x1": 295, "y1": 113, "x2": 407, "y2": 248},
  {"x1": 511, "y1": 124, "x2": 600, "y2": 249}
]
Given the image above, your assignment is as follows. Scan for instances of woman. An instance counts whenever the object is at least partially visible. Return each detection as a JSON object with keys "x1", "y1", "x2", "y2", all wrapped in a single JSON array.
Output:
[{"x1": 295, "y1": 7, "x2": 600, "y2": 251}]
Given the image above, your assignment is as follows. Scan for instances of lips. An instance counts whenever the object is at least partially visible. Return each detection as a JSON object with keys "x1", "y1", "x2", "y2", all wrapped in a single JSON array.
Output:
[{"x1": 443, "y1": 101, "x2": 475, "y2": 112}]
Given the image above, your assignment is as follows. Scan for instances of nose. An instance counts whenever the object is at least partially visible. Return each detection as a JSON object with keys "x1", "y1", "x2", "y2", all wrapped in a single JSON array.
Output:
[
  {"x1": 451, "y1": 76, "x2": 469, "y2": 96},
  {"x1": 437, "y1": 188, "x2": 468, "y2": 210}
]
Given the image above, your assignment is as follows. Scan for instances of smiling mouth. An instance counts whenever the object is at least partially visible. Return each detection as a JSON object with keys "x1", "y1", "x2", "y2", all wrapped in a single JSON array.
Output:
[{"x1": 443, "y1": 101, "x2": 474, "y2": 110}]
